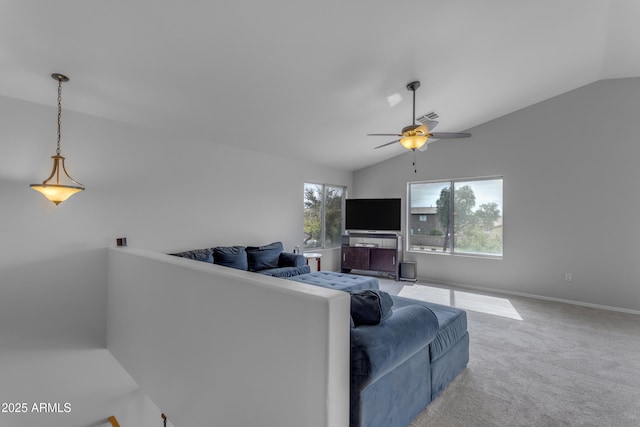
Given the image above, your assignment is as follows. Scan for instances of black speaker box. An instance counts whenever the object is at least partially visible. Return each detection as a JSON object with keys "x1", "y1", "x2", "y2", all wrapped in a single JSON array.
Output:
[{"x1": 400, "y1": 262, "x2": 417, "y2": 282}]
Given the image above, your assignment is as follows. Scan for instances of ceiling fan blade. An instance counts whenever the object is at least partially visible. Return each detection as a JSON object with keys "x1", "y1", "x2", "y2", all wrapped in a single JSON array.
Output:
[
  {"x1": 368, "y1": 133, "x2": 402, "y2": 137},
  {"x1": 429, "y1": 132, "x2": 471, "y2": 139},
  {"x1": 425, "y1": 120, "x2": 439, "y2": 131},
  {"x1": 374, "y1": 139, "x2": 400, "y2": 149}
]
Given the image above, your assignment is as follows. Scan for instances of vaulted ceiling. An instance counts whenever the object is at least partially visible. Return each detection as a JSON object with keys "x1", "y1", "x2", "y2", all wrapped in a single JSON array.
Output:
[{"x1": 1, "y1": 0, "x2": 639, "y2": 171}]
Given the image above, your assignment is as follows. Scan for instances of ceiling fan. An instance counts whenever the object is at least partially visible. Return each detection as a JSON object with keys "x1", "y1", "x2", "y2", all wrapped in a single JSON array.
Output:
[{"x1": 368, "y1": 81, "x2": 471, "y2": 153}]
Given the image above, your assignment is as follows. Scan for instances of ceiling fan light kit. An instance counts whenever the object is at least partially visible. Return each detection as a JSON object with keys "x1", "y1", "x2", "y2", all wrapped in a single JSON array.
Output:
[{"x1": 399, "y1": 134, "x2": 428, "y2": 150}]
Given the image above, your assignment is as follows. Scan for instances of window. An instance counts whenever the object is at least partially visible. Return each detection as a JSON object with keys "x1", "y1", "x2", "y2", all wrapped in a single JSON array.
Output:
[
  {"x1": 304, "y1": 183, "x2": 346, "y2": 250},
  {"x1": 408, "y1": 177, "x2": 503, "y2": 257}
]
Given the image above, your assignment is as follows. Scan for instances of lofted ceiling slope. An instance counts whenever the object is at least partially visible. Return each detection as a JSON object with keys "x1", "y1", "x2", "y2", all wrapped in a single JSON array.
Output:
[{"x1": 1, "y1": 0, "x2": 639, "y2": 171}]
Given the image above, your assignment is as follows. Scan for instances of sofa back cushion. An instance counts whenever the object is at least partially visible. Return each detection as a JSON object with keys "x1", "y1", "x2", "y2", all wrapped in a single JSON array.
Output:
[
  {"x1": 278, "y1": 251, "x2": 306, "y2": 268},
  {"x1": 245, "y1": 241, "x2": 284, "y2": 272},
  {"x1": 213, "y1": 246, "x2": 248, "y2": 271},
  {"x1": 169, "y1": 248, "x2": 214, "y2": 263},
  {"x1": 349, "y1": 290, "x2": 394, "y2": 326}
]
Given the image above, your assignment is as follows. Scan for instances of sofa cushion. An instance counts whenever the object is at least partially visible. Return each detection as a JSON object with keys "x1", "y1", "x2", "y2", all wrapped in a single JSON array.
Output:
[
  {"x1": 245, "y1": 242, "x2": 284, "y2": 272},
  {"x1": 212, "y1": 246, "x2": 248, "y2": 271},
  {"x1": 278, "y1": 251, "x2": 306, "y2": 268},
  {"x1": 350, "y1": 304, "x2": 438, "y2": 381},
  {"x1": 169, "y1": 248, "x2": 213, "y2": 263},
  {"x1": 258, "y1": 265, "x2": 311, "y2": 278},
  {"x1": 391, "y1": 295, "x2": 468, "y2": 362},
  {"x1": 349, "y1": 290, "x2": 394, "y2": 326},
  {"x1": 288, "y1": 271, "x2": 379, "y2": 292}
]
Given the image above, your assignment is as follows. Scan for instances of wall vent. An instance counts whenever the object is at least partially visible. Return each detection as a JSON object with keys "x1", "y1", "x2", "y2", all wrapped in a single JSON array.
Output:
[{"x1": 416, "y1": 111, "x2": 439, "y2": 123}]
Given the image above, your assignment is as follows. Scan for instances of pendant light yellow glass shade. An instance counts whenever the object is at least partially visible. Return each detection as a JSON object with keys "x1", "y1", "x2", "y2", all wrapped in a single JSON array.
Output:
[
  {"x1": 399, "y1": 135, "x2": 428, "y2": 150},
  {"x1": 30, "y1": 155, "x2": 84, "y2": 205},
  {"x1": 30, "y1": 73, "x2": 84, "y2": 205}
]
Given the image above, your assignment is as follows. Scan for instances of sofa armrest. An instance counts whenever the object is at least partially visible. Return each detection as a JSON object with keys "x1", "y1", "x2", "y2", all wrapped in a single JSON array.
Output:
[
  {"x1": 278, "y1": 252, "x2": 306, "y2": 268},
  {"x1": 351, "y1": 305, "x2": 439, "y2": 386}
]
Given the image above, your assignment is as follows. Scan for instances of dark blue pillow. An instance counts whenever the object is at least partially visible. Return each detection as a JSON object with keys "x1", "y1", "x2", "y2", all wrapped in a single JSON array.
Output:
[
  {"x1": 169, "y1": 248, "x2": 213, "y2": 263},
  {"x1": 213, "y1": 246, "x2": 248, "y2": 271},
  {"x1": 245, "y1": 242, "x2": 283, "y2": 272},
  {"x1": 349, "y1": 290, "x2": 394, "y2": 326},
  {"x1": 278, "y1": 251, "x2": 305, "y2": 267}
]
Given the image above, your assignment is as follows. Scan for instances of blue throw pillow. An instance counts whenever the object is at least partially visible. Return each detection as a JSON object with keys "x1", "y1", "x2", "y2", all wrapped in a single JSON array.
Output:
[
  {"x1": 245, "y1": 242, "x2": 283, "y2": 272},
  {"x1": 278, "y1": 251, "x2": 305, "y2": 267},
  {"x1": 169, "y1": 248, "x2": 213, "y2": 263},
  {"x1": 213, "y1": 246, "x2": 248, "y2": 271},
  {"x1": 349, "y1": 290, "x2": 394, "y2": 326}
]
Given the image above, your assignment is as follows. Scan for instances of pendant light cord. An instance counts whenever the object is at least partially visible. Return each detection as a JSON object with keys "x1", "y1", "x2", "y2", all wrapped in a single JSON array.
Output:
[
  {"x1": 412, "y1": 149, "x2": 417, "y2": 173},
  {"x1": 56, "y1": 76, "x2": 63, "y2": 156}
]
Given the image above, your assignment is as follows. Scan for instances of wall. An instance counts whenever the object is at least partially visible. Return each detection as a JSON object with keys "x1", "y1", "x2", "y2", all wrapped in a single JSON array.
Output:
[
  {"x1": 0, "y1": 94, "x2": 352, "y2": 426},
  {"x1": 353, "y1": 77, "x2": 640, "y2": 313},
  {"x1": 107, "y1": 247, "x2": 350, "y2": 427}
]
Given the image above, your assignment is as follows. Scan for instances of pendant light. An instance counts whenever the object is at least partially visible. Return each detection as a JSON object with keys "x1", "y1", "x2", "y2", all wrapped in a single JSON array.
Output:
[{"x1": 30, "y1": 73, "x2": 84, "y2": 205}]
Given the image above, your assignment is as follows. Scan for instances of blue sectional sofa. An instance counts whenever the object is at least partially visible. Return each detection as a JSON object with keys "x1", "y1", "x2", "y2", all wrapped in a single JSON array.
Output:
[
  {"x1": 169, "y1": 241, "x2": 310, "y2": 278},
  {"x1": 165, "y1": 248, "x2": 467, "y2": 427},
  {"x1": 291, "y1": 271, "x2": 469, "y2": 427}
]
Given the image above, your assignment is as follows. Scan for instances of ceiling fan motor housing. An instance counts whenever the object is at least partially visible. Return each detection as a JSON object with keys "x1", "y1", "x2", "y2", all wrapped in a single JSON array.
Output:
[{"x1": 402, "y1": 124, "x2": 422, "y2": 134}]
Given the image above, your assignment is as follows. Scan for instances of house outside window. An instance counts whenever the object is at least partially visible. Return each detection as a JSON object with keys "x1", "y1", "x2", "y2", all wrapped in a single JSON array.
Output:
[
  {"x1": 408, "y1": 177, "x2": 503, "y2": 257},
  {"x1": 304, "y1": 183, "x2": 346, "y2": 250}
]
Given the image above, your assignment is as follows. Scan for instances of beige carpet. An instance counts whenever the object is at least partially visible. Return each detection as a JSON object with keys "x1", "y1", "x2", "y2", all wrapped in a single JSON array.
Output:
[{"x1": 378, "y1": 280, "x2": 640, "y2": 427}]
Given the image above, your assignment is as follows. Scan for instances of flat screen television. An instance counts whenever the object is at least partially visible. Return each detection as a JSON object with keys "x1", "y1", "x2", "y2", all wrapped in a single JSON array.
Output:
[{"x1": 345, "y1": 198, "x2": 401, "y2": 232}]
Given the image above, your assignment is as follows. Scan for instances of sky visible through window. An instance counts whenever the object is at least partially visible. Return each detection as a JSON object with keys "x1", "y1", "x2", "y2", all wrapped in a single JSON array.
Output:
[{"x1": 411, "y1": 179, "x2": 502, "y2": 211}]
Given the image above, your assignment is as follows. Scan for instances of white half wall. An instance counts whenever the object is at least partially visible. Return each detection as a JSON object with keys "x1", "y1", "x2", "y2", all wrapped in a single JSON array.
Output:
[
  {"x1": 353, "y1": 77, "x2": 640, "y2": 312},
  {"x1": 107, "y1": 247, "x2": 350, "y2": 427}
]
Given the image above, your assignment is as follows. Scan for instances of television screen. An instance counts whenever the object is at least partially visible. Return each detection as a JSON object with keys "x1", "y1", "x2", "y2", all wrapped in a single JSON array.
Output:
[{"x1": 345, "y1": 198, "x2": 401, "y2": 231}]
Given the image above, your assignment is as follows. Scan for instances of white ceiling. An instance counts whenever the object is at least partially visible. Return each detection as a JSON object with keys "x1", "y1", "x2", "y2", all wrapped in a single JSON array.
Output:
[{"x1": 1, "y1": 0, "x2": 639, "y2": 171}]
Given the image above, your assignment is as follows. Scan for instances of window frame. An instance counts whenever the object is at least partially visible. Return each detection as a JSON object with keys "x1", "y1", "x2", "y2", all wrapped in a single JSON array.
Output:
[
  {"x1": 406, "y1": 176, "x2": 503, "y2": 259},
  {"x1": 304, "y1": 182, "x2": 347, "y2": 250}
]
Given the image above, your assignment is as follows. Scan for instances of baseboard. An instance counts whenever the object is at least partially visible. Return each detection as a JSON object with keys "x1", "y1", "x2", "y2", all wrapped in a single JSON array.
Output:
[{"x1": 416, "y1": 276, "x2": 640, "y2": 316}]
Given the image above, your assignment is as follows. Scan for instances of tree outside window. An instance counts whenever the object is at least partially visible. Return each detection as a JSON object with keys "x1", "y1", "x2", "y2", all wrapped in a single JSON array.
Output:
[
  {"x1": 408, "y1": 177, "x2": 503, "y2": 256},
  {"x1": 304, "y1": 183, "x2": 345, "y2": 250}
]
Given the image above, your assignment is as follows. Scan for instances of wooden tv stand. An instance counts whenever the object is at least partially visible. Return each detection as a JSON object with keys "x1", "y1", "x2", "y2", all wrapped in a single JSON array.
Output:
[{"x1": 340, "y1": 232, "x2": 402, "y2": 280}]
